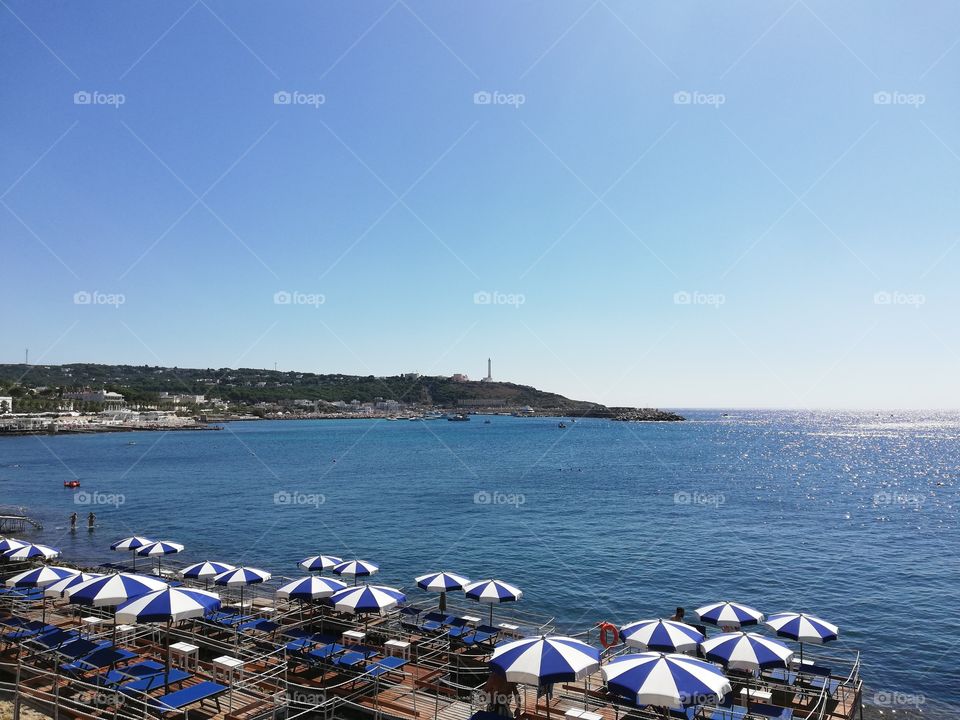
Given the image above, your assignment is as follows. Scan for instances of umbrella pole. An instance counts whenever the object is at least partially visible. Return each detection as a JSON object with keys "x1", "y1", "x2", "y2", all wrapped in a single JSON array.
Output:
[
  {"x1": 489, "y1": 605, "x2": 493, "y2": 626},
  {"x1": 165, "y1": 619, "x2": 171, "y2": 685}
]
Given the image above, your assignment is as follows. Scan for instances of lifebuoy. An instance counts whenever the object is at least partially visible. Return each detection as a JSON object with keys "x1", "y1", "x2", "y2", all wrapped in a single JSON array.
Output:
[{"x1": 598, "y1": 622, "x2": 619, "y2": 648}]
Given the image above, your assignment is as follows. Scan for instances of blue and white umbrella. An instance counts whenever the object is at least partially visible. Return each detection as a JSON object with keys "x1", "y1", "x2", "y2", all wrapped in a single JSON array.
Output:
[
  {"x1": 115, "y1": 586, "x2": 221, "y2": 624},
  {"x1": 299, "y1": 555, "x2": 342, "y2": 573},
  {"x1": 416, "y1": 571, "x2": 470, "y2": 592},
  {"x1": 602, "y1": 652, "x2": 732, "y2": 710},
  {"x1": 416, "y1": 570, "x2": 470, "y2": 612},
  {"x1": 44, "y1": 572, "x2": 101, "y2": 598},
  {"x1": 490, "y1": 636, "x2": 600, "y2": 686},
  {"x1": 331, "y1": 559, "x2": 379, "y2": 583},
  {"x1": 328, "y1": 584, "x2": 406, "y2": 616},
  {"x1": 464, "y1": 578, "x2": 522, "y2": 624},
  {"x1": 619, "y1": 619, "x2": 704, "y2": 654},
  {"x1": 5, "y1": 566, "x2": 78, "y2": 588},
  {"x1": 695, "y1": 601, "x2": 764, "y2": 629},
  {"x1": 6, "y1": 566, "x2": 80, "y2": 622},
  {"x1": 115, "y1": 586, "x2": 222, "y2": 682},
  {"x1": 180, "y1": 561, "x2": 235, "y2": 586},
  {"x1": 2, "y1": 543, "x2": 61, "y2": 561},
  {"x1": 276, "y1": 575, "x2": 346, "y2": 601},
  {"x1": 213, "y1": 566, "x2": 271, "y2": 609},
  {"x1": 65, "y1": 572, "x2": 168, "y2": 607},
  {"x1": 701, "y1": 632, "x2": 794, "y2": 671},
  {"x1": 135, "y1": 540, "x2": 184, "y2": 574},
  {"x1": 0, "y1": 537, "x2": 27, "y2": 553},
  {"x1": 110, "y1": 536, "x2": 154, "y2": 570},
  {"x1": 765, "y1": 612, "x2": 838, "y2": 662}
]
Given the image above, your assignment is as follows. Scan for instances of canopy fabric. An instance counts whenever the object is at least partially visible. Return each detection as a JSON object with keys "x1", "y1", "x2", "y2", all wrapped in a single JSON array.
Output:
[
  {"x1": 701, "y1": 632, "x2": 794, "y2": 671},
  {"x1": 115, "y1": 587, "x2": 221, "y2": 624},
  {"x1": 5, "y1": 566, "x2": 79, "y2": 588},
  {"x1": 463, "y1": 579, "x2": 522, "y2": 604},
  {"x1": 328, "y1": 584, "x2": 405, "y2": 615},
  {"x1": 602, "y1": 652, "x2": 732, "y2": 709},
  {"x1": 135, "y1": 541, "x2": 185, "y2": 557},
  {"x1": 212, "y1": 567, "x2": 271, "y2": 586},
  {"x1": 619, "y1": 619, "x2": 704, "y2": 653},
  {"x1": 416, "y1": 571, "x2": 470, "y2": 592},
  {"x1": 0, "y1": 537, "x2": 27, "y2": 552},
  {"x1": 44, "y1": 572, "x2": 101, "y2": 598},
  {"x1": 180, "y1": 561, "x2": 235, "y2": 580},
  {"x1": 65, "y1": 573, "x2": 168, "y2": 607},
  {"x1": 110, "y1": 536, "x2": 153, "y2": 551},
  {"x1": 765, "y1": 612, "x2": 839, "y2": 644},
  {"x1": 490, "y1": 635, "x2": 600, "y2": 686},
  {"x1": 694, "y1": 601, "x2": 764, "y2": 628},
  {"x1": 276, "y1": 575, "x2": 346, "y2": 600},
  {"x1": 299, "y1": 555, "x2": 343, "y2": 571},
  {"x1": 2, "y1": 543, "x2": 61, "y2": 561},
  {"x1": 331, "y1": 559, "x2": 379, "y2": 577}
]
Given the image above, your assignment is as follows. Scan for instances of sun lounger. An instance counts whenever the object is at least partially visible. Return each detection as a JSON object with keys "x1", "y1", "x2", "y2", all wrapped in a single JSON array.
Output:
[
  {"x1": 462, "y1": 625, "x2": 498, "y2": 645},
  {"x1": 365, "y1": 655, "x2": 407, "y2": 681},
  {"x1": 121, "y1": 668, "x2": 191, "y2": 694},
  {"x1": 150, "y1": 681, "x2": 227, "y2": 715},
  {"x1": 3, "y1": 622, "x2": 58, "y2": 643},
  {"x1": 332, "y1": 650, "x2": 367, "y2": 668},
  {"x1": 55, "y1": 638, "x2": 102, "y2": 660},
  {"x1": 96, "y1": 660, "x2": 166, "y2": 686},
  {"x1": 238, "y1": 618, "x2": 278, "y2": 634},
  {"x1": 33, "y1": 628, "x2": 80, "y2": 650},
  {"x1": 62, "y1": 646, "x2": 137, "y2": 673},
  {"x1": 420, "y1": 612, "x2": 452, "y2": 632}
]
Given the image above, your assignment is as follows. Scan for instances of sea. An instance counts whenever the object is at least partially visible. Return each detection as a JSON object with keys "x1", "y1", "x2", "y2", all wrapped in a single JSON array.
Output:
[{"x1": 1, "y1": 410, "x2": 957, "y2": 717}]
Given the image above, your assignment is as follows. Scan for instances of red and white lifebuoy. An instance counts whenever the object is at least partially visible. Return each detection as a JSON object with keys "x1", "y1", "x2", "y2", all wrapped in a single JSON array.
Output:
[{"x1": 598, "y1": 622, "x2": 619, "y2": 648}]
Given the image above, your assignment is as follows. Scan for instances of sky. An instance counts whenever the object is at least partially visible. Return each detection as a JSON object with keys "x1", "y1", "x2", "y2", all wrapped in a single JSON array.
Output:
[{"x1": 2, "y1": 1, "x2": 959, "y2": 409}]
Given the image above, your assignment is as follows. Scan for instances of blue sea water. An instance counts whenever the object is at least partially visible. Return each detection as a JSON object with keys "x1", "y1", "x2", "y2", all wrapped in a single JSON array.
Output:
[{"x1": 1, "y1": 410, "x2": 957, "y2": 714}]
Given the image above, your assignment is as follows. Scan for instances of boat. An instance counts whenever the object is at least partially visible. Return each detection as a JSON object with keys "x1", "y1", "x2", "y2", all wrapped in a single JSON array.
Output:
[
  {"x1": 484, "y1": 419, "x2": 491, "y2": 424},
  {"x1": 558, "y1": 422, "x2": 567, "y2": 429},
  {"x1": 409, "y1": 417, "x2": 419, "y2": 421},
  {"x1": 63, "y1": 480, "x2": 80, "y2": 488},
  {"x1": 446, "y1": 413, "x2": 470, "y2": 421}
]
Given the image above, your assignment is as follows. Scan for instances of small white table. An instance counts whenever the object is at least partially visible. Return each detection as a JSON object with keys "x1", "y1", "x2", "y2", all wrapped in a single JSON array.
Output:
[
  {"x1": 80, "y1": 616, "x2": 105, "y2": 635},
  {"x1": 497, "y1": 622, "x2": 521, "y2": 637},
  {"x1": 170, "y1": 642, "x2": 200, "y2": 670},
  {"x1": 212, "y1": 655, "x2": 244, "y2": 683},
  {"x1": 342, "y1": 630, "x2": 366, "y2": 645},
  {"x1": 741, "y1": 687, "x2": 772, "y2": 703},
  {"x1": 384, "y1": 639, "x2": 411, "y2": 660},
  {"x1": 115, "y1": 624, "x2": 136, "y2": 644},
  {"x1": 460, "y1": 615, "x2": 482, "y2": 627}
]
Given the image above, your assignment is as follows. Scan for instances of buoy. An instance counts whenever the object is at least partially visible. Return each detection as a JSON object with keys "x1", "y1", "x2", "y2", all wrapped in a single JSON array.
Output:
[{"x1": 599, "y1": 622, "x2": 619, "y2": 648}]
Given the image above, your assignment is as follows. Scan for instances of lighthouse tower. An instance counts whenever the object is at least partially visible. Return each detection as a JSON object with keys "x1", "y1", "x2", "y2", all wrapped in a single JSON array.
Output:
[{"x1": 483, "y1": 358, "x2": 492, "y2": 382}]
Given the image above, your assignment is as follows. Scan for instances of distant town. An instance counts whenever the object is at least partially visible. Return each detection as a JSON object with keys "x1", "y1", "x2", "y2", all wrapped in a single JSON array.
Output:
[{"x1": 0, "y1": 361, "x2": 681, "y2": 435}]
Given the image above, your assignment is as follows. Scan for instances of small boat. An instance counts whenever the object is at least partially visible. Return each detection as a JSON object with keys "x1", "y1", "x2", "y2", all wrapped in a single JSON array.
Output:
[
  {"x1": 558, "y1": 422, "x2": 567, "y2": 429},
  {"x1": 409, "y1": 417, "x2": 420, "y2": 421},
  {"x1": 64, "y1": 480, "x2": 81, "y2": 488},
  {"x1": 446, "y1": 414, "x2": 470, "y2": 422},
  {"x1": 484, "y1": 419, "x2": 491, "y2": 424}
]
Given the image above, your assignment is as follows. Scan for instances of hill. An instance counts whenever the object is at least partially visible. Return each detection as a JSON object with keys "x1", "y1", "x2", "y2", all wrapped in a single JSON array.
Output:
[{"x1": 0, "y1": 363, "x2": 683, "y2": 420}]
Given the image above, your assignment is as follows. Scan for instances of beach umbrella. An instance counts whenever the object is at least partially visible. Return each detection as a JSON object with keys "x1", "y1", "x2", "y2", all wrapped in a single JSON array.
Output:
[
  {"x1": 694, "y1": 601, "x2": 764, "y2": 629},
  {"x1": 416, "y1": 570, "x2": 470, "y2": 612},
  {"x1": 116, "y1": 587, "x2": 221, "y2": 684},
  {"x1": 464, "y1": 579, "x2": 522, "y2": 625},
  {"x1": 765, "y1": 612, "x2": 838, "y2": 663},
  {"x1": 5, "y1": 566, "x2": 78, "y2": 588},
  {"x1": 6, "y1": 566, "x2": 80, "y2": 622},
  {"x1": 65, "y1": 572, "x2": 169, "y2": 645},
  {"x1": 619, "y1": 619, "x2": 704, "y2": 654},
  {"x1": 110, "y1": 536, "x2": 153, "y2": 571},
  {"x1": 491, "y1": 635, "x2": 600, "y2": 717},
  {"x1": 44, "y1": 572, "x2": 102, "y2": 598},
  {"x1": 135, "y1": 540, "x2": 185, "y2": 575},
  {"x1": 602, "y1": 652, "x2": 731, "y2": 711},
  {"x1": 328, "y1": 584, "x2": 406, "y2": 629},
  {"x1": 2, "y1": 543, "x2": 61, "y2": 561},
  {"x1": 701, "y1": 632, "x2": 793, "y2": 672},
  {"x1": 212, "y1": 566, "x2": 271, "y2": 610},
  {"x1": 180, "y1": 561, "x2": 235, "y2": 588},
  {"x1": 331, "y1": 559, "x2": 379, "y2": 584},
  {"x1": 276, "y1": 575, "x2": 346, "y2": 601},
  {"x1": 299, "y1": 555, "x2": 342, "y2": 573},
  {"x1": 0, "y1": 537, "x2": 27, "y2": 553}
]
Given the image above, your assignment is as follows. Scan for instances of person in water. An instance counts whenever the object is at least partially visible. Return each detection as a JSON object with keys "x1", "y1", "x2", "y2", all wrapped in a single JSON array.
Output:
[
  {"x1": 87, "y1": 512, "x2": 96, "y2": 529},
  {"x1": 670, "y1": 607, "x2": 685, "y2": 622},
  {"x1": 69, "y1": 512, "x2": 78, "y2": 530}
]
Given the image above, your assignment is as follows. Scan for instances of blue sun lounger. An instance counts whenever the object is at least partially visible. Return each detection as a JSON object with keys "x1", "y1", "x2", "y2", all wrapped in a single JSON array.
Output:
[
  {"x1": 121, "y1": 668, "x2": 191, "y2": 695},
  {"x1": 365, "y1": 655, "x2": 407, "y2": 681},
  {"x1": 62, "y1": 646, "x2": 137, "y2": 674},
  {"x1": 150, "y1": 681, "x2": 227, "y2": 715},
  {"x1": 95, "y1": 660, "x2": 165, "y2": 686}
]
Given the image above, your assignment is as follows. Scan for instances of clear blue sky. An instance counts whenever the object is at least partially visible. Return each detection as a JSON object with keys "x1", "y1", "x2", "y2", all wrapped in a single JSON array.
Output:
[{"x1": 3, "y1": 1, "x2": 959, "y2": 409}]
